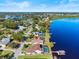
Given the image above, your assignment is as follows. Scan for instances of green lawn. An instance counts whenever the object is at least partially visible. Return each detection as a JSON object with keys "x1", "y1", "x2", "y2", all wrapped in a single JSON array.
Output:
[
  {"x1": 17, "y1": 54, "x2": 53, "y2": 59},
  {"x1": 0, "y1": 50, "x2": 13, "y2": 56},
  {"x1": 0, "y1": 50, "x2": 14, "y2": 59},
  {"x1": 0, "y1": 25, "x2": 3, "y2": 28}
]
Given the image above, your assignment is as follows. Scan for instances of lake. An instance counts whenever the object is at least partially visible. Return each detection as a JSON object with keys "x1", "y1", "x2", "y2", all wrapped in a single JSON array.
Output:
[{"x1": 50, "y1": 18, "x2": 79, "y2": 59}]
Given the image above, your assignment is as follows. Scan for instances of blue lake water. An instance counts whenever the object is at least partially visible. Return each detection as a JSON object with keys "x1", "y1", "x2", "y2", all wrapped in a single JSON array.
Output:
[{"x1": 50, "y1": 18, "x2": 79, "y2": 59}]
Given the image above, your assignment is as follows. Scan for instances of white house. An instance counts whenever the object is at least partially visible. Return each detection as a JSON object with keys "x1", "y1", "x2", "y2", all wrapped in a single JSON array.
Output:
[
  {"x1": 18, "y1": 25, "x2": 26, "y2": 31},
  {"x1": 1, "y1": 37, "x2": 10, "y2": 45}
]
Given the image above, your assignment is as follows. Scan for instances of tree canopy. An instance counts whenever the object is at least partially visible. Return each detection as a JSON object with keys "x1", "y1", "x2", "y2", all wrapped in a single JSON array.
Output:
[
  {"x1": 12, "y1": 32, "x2": 24, "y2": 42},
  {"x1": 3, "y1": 20, "x2": 18, "y2": 29}
]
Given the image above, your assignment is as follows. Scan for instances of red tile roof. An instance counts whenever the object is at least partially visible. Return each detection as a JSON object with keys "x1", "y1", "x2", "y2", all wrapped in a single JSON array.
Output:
[{"x1": 27, "y1": 44, "x2": 41, "y2": 53}]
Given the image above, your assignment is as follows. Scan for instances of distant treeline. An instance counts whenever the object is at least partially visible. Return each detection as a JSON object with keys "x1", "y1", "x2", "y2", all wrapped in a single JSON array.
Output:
[{"x1": 0, "y1": 12, "x2": 79, "y2": 16}]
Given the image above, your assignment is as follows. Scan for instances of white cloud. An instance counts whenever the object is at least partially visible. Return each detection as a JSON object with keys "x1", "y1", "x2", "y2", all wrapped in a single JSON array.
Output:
[
  {"x1": 0, "y1": 0, "x2": 79, "y2": 12},
  {"x1": 44, "y1": 0, "x2": 79, "y2": 12},
  {"x1": 0, "y1": 1, "x2": 31, "y2": 12}
]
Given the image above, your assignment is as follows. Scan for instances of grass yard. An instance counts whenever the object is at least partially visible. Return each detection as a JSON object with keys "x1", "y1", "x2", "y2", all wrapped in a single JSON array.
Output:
[
  {"x1": 0, "y1": 50, "x2": 14, "y2": 59},
  {"x1": 0, "y1": 50, "x2": 13, "y2": 56},
  {"x1": 17, "y1": 54, "x2": 53, "y2": 59}
]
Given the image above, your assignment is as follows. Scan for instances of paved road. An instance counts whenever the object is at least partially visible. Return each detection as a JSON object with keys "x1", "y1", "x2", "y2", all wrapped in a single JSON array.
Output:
[
  {"x1": 13, "y1": 42, "x2": 25, "y2": 59},
  {"x1": 12, "y1": 26, "x2": 32, "y2": 59}
]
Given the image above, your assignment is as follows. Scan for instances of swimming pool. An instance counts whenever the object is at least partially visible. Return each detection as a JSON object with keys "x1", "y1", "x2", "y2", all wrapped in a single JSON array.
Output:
[{"x1": 43, "y1": 46, "x2": 49, "y2": 53}]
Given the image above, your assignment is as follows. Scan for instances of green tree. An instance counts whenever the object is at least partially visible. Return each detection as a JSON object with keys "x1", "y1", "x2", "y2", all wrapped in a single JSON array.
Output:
[
  {"x1": 12, "y1": 32, "x2": 24, "y2": 42},
  {"x1": 0, "y1": 30, "x2": 4, "y2": 35},
  {"x1": 33, "y1": 17, "x2": 39, "y2": 24},
  {"x1": 40, "y1": 26, "x2": 46, "y2": 33},
  {"x1": 3, "y1": 20, "x2": 17, "y2": 29}
]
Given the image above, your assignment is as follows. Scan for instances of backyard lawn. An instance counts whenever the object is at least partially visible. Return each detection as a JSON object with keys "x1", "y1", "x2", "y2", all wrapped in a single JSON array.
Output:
[
  {"x1": 17, "y1": 54, "x2": 53, "y2": 59},
  {"x1": 0, "y1": 50, "x2": 14, "y2": 59}
]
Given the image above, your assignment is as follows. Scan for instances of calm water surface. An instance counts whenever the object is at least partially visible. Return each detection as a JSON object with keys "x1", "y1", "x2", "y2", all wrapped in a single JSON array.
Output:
[{"x1": 50, "y1": 18, "x2": 79, "y2": 59}]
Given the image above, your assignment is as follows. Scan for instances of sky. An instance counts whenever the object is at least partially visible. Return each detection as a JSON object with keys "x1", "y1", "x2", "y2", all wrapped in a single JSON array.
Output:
[{"x1": 0, "y1": 0, "x2": 79, "y2": 12}]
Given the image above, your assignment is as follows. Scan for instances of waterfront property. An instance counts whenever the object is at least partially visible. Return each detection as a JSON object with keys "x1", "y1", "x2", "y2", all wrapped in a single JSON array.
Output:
[
  {"x1": 0, "y1": 13, "x2": 53, "y2": 59},
  {"x1": 26, "y1": 44, "x2": 42, "y2": 55}
]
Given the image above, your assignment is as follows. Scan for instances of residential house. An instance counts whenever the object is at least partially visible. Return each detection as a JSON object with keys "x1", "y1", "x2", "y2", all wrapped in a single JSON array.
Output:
[
  {"x1": 1, "y1": 37, "x2": 10, "y2": 45},
  {"x1": 18, "y1": 25, "x2": 26, "y2": 31},
  {"x1": 32, "y1": 35, "x2": 43, "y2": 44},
  {"x1": 26, "y1": 44, "x2": 42, "y2": 55}
]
